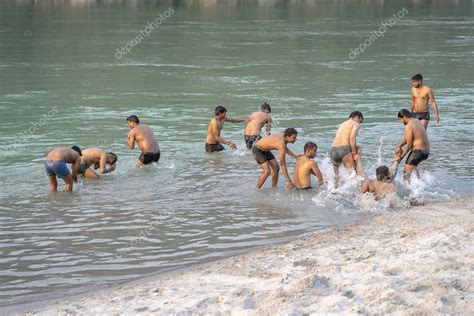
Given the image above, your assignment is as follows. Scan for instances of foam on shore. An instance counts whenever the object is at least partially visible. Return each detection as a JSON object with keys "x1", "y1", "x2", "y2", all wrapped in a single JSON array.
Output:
[{"x1": 16, "y1": 197, "x2": 474, "y2": 315}]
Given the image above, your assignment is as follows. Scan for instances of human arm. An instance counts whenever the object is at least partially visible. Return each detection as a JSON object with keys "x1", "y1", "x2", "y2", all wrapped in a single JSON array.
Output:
[
  {"x1": 428, "y1": 88, "x2": 440, "y2": 123},
  {"x1": 71, "y1": 158, "x2": 81, "y2": 183},
  {"x1": 349, "y1": 123, "x2": 360, "y2": 161},
  {"x1": 398, "y1": 128, "x2": 413, "y2": 160},
  {"x1": 99, "y1": 152, "x2": 115, "y2": 174},
  {"x1": 410, "y1": 89, "x2": 415, "y2": 112},
  {"x1": 360, "y1": 180, "x2": 370, "y2": 194},
  {"x1": 279, "y1": 147, "x2": 294, "y2": 189},
  {"x1": 285, "y1": 146, "x2": 299, "y2": 159},
  {"x1": 128, "y1": 130, "x2": 135, "y2": 149},
  {"x1": 311, "y1": 161, "x2": 324, "y2": 186},
  {"x1": 225, "y1": 117, "x2": 244, "y2": 123},
  {"x1": 265, "y1": 116, "x2": 273, "y2": 134}
]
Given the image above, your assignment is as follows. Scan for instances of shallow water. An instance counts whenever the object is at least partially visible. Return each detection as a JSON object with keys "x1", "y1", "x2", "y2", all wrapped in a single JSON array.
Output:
[{"x1": 0, "y1": 0, "x2": 473, "y2": 307}]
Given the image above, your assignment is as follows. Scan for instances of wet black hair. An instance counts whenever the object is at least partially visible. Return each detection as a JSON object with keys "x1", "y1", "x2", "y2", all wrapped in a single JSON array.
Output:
[
  {"x1": 260, "y1": 102, "x2": 271, "y2": 113},
  {"x1": 411, "y1": 73, "x2": 423, "y2": 81},
  {"x1": 126, "y1": 115, "x2": 140, "y2": 124},
  {"x1": 284, "y1": 128, "x2": 298, "y2": 137},
  {"x1": 376, "y1": 165, "x2": 390, "y2": 181},
  {"x1": 215, "y1": 106, "x2": 227, "y2": 116},
  {"x1": 71, "y1": 146, "x2": 82, "y2": 156},
  {"x1": 107, "y1": 152, "x2": 118, "y2": 165},
  {"x1": 349, "y1": 111, "x2": 363, "y2": 120},
  {"x1": 398, "y1": 108, "x2": 412, "y2": 119},
  {"x1": 304, "y1": 142, "x2": 317, "y2": 152}
]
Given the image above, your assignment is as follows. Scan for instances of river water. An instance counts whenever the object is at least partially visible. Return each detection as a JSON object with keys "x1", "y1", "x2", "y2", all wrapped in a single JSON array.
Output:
[{"x1": 0, "y1": 0, "x2": 473, "y2": 307}]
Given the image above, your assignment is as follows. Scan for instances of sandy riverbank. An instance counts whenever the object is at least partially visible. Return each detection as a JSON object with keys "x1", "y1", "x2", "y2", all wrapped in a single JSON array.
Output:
[{"x1": 14, "y1": 197, "x2": 474, "y2": 315}]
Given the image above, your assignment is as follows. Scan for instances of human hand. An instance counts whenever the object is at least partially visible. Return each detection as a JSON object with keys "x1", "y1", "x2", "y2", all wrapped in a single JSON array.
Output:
[
  {"x1": 286, "y1": 181, "x2": 294, "y2": 190},
  {"x1": 109, "y1": 164, "x2": 116, "y2": 172},
  {"x1": 436, "y1": 116, "x2": 440, "y2": 123},
  {"x1": 352, "y1": 153, "x2": 360, "y2": 161},
  {"x1": 229, "y1": 142, "x2": 237, "y2": 149}
]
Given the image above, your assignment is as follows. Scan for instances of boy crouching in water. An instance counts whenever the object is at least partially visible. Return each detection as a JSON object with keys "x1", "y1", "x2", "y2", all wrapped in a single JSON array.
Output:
[{"x1": 360, "y1": 165, "x2": 395, "y2": 200}]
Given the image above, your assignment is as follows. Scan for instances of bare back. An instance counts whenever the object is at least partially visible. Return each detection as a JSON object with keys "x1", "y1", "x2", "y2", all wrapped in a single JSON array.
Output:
[
  {"x1": 406, "y1": 119, "x2": 430, "y2": 152},
  {"x1": 332, "y1": 119, "x2": 360, "y2": 147},
  {"x1": 81, "y1": 148, "x2": 105, "y2": 166},
  {"x1": 47, "y1": 147, "x2": 81, "y2": 164},
  {"x1": 411, "y1": 85, "x2": 432, "y2": 113},
  {"x1": 361, "y1": 179, "x2": 395, "y2": 199},
  {"x1": 255, "y1": 133, "x2": 285, "y2": 152},
  {"x1": 130, "y1": 125, "x2": 159, "y2": 153},
  {"x1": 294, "y1": 156, "x2": 321, "y2": 189},
  {"x1": 244, "y1": 111, "x2": 271, "y2": 136}
]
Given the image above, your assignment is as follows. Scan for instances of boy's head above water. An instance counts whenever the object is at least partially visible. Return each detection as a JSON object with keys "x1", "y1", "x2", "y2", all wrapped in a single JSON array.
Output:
[{"x1": 376, "y1": 165, "x2": 390, "y2": 182}]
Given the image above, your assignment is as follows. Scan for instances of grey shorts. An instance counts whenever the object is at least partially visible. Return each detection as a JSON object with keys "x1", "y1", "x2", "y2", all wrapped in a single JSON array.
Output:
[{"x1": 330, "y1": 145, "x2": 352, "y2": 165}]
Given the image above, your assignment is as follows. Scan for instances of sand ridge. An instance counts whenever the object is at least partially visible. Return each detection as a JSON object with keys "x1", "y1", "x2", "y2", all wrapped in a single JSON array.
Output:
[{"x1": 20, "y1": 197, "x2": 474, "y2": 315}]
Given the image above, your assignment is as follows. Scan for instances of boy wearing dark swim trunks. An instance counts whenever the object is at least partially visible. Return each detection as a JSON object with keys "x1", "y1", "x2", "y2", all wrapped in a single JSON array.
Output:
[
  {"x1": 127, "y1": 115, "x2": 161, "y2": 167},
  {"x1": 244, "y1": 102, "x2": 272, "y2": 149},
  {"x1": 205, "y1": 106, "x2": 244, "y2": 153},
  {"x1": 410, "y1": 73, "x2": 440, "y2": 130},
  {"x1": 396, "y1": 109, "x2": 430, "y2": 181},
  {"x1": 252, "y1": 128, "x2": 298, "y2": 190}
]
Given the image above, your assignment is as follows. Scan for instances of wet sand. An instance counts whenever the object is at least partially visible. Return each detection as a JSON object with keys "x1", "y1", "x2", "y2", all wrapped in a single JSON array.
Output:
[{"x1": 15, "y1": 197, "x2": 474, "y2": 315}]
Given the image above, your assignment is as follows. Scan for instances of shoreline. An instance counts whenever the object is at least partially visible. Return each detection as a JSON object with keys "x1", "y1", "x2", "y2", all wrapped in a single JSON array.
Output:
[{"x1": 6, "y1": 197, "x2": 474, "y2": 315}]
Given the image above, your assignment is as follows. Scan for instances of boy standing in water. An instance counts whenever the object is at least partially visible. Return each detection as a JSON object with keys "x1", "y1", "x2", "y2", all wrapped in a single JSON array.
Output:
[
  {"x1": 44, "y1": 146, "x2": 82, "y2": 192},
  {"x1": 410, "y1": 73, "x2": 440, "y2": 129},
  {"x1": 330, "y1": 111, "x2": 366, "y2": 181},
  {"x1": 396, "y1": 109, "x2": 430, "y2": 181},
  {"x1": 205, "y1": 106, "x2": 244, "y2": 153},
  {"x1": 293, "y1": 142, "x2": 324, "y2": 190},
  {"x1": 127, "y1": 115, "x2": 161, "y2": 167},
  {"x1": 243, "y1": 102, "x2": 273, "y2": 149},
  {"x1": 252, "y1": 128, "x2": 298, "y2": 190}
]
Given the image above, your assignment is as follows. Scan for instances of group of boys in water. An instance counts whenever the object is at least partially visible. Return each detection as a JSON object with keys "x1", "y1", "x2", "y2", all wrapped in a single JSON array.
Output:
[{"x1": 44, "y1": 74, "x2": 439, "y2": 200}]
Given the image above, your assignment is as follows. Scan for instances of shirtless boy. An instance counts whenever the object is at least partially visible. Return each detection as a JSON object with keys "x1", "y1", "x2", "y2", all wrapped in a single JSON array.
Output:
[
  {"x1": 293, "y1": 142, "x2": 324, "y2": 190},
  {"x1": 330, "y1": 111, "x2": 366, "y2": 179},
  {"x1": 205, "y1": 106, "x2": 243, "y2": 153},
  {"x1": 79, "y1": 148, "x2": 117, "y2": 179},
  {"x1": 44, "y1": 146, "x2": 82, "y2": 192},
  {"x1": 243, "y1": 102, "x2": 272, "y2": 149},
  {"x1": 396, "y1": 109, "x2": 430, "y2": 180},
  {"x1": 127, "y1": 115, "x2": 160, "y2": 167},
  {"x1": 360, "y1": 165, "x2": 395, "y2": 199},
  {"x1": 410, "y1": 73, "x2": 440, "y2": 129},
  {"x1": 252, "y1": 128, "x2": 298, "y2": 189}
]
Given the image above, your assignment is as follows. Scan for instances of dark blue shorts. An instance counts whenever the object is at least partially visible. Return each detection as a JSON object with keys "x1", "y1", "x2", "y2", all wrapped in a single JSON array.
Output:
[{"x1": 45, "y1": 160, "x2": 70, "y2": 178}]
